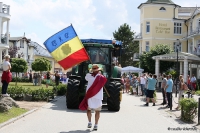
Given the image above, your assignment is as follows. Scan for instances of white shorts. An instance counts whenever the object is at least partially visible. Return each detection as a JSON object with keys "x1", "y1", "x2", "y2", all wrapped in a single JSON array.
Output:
[
  {"x1": 88, "y1": 98, "x2": 102, "y2": 111},
  {"x1": 132, "y1": 87, "x2": 136, "y2": 93},
  {"x1": 88, "y1": 106, "x2": 102, "y2": 111}
]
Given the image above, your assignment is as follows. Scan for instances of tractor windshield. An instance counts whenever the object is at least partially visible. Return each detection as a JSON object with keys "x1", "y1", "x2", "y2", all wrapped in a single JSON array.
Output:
[{"x1": 86, "y1": 47, "x2": 110, "y2": 64}]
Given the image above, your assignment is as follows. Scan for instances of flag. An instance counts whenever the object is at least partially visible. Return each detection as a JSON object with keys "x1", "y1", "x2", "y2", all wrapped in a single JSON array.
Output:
[{"x1": 44, "y1": 25, "x2": 90, "y2": 70}]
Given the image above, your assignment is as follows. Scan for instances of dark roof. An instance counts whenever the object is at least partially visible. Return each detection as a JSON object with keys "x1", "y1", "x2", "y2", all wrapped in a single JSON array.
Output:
[
  {"x1": 138, "y1": 0, "x2": 179, "y2": 8},
  {"x1": 146, "y1": 0, "x2": 174, "y2": 4}
]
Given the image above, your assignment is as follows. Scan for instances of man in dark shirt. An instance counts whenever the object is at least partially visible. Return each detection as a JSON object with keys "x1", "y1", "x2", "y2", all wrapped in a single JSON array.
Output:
[{"x1": 55, "y1": 71, "x2": 60, "y2": 86}]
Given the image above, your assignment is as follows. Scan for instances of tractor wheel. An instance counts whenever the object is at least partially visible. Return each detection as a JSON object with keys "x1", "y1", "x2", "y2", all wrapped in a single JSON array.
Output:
[
  {"x1": 66, "y1": 78, "x2": 80, "y2": 109},
  {"x1": 107, "y1": 81, "x2": 121, "y2": 111}
]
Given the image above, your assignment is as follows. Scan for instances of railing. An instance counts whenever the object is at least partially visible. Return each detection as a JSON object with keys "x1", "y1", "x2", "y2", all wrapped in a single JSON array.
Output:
[
  {"x1": 134, "y1": 33, "x2": 142, "y2": 40},
  {"x1": 0, "y1": 3, "x2": 10, "y2": 15},
  {"x1": 188, "y1": 27, "x2": 200, "y2": 37}
]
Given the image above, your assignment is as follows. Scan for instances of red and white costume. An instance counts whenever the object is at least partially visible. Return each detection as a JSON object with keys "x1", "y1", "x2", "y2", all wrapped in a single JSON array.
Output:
[{"x1": 79, "y1": 73, "x2": 107, "y2": 111}]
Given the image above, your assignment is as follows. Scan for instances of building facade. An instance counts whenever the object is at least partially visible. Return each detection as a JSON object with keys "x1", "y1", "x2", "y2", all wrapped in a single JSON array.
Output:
[
  {"x1": 9, "y1": 36, "x2": 35, "y2": 72},
  {"x1": 0, "y1": 2, "x2": 10, "y2": 66},
  {"x1": 30, "y1": 41, "x2": 55, "y2": 73},
  {"x1": 134, "y1": 0, "x2": 200, "y2": 80}
]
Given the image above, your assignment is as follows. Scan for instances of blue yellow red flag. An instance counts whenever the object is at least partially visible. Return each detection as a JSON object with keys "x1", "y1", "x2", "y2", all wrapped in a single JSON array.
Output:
[{"x1": 44, "y1": 25, "x2": 89, "y2": 70}]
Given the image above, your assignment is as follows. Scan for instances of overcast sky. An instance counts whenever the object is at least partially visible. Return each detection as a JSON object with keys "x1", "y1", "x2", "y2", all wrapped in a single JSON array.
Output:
[{"x1": 2, "y1": 0, "x2": 200, "y2": 46}]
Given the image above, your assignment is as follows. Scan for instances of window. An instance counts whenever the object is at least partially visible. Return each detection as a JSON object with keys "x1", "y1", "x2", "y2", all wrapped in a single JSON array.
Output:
[
  {"x1": 198, "y1": 19, "x2": 200, "y2": 32},
  {"x1": 20, "y1": 40, "x2": 24, "y2": 48},
  {"x1": 159, "y1": 7, "x2": 166, "y2": 11},
  {"x1": 189, "y1": 43, "x2": 193, "y2": 53},
  {"x1": 173, "y1": 42, "x2": 181, "y2": 52},
  {"x1": 146, "y1": 22, "x2": 150, "y2": 33},
  {"x1": 190, "y1": 22, "x2": 193, "y2": 34},
  {"x1": 198, "y1": 19, "x2": 200, "y2": 27},
  {"x1": 174, "y1": 22, "x2": 182, "y2": 34},
  {"x1": 28, "y1": 55, "x2": 30, "y2": 60},
  {"x1": 13, "y1": 41, "x2": 17, "y2": 47},
  {"x1": 197, "y1": 40, "x2": 200, "y2": 53},
  {"x1": 146, "y1": 41, "x2": 150, "y2": 52}
]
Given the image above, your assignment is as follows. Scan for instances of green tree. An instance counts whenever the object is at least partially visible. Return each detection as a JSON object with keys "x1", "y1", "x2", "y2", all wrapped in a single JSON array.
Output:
[
  {"x1": 11, "y1": 58, "x2": 28, "y2": 85},
  {"x1": 139, "y1": 44, "x2": 175, "y2": 73},
  {"x1": 31, "y1": 58, "x2": 51, "y2": 72},
  {"x1": 113, "y1": 23, "x2": 139, "y2": 67}
]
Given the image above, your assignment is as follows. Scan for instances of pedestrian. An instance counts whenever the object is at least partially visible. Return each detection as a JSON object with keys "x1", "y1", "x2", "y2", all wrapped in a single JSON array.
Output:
[
  {"x1": 175, "y1": 75, "x2": 184, "y2": 110},
  {"x1": 38, "y1": 73, "x2": 42, "y2": 86},
  {"x1": 144, "y1": 74, "x2": 157, "y2": 106},
  {"x1": 161, "y1": 73, "x2": 167, "y2": 105},
  {"x1": 46, "y1": 71, "x2": 51, "y2": 88},
  {"x1": 140, "y1": 74, "x2": 146, "y2": 96},
  {"x1": 157, "y1": 74, "x2": 162, "y2": 90},
  {"x1": 131, "y1": 76, "x2": 138, "y2": 95},
  {"x1": 187, "y1": 75, "x2": 191, "y2": 90},
  {"x1": 1, "y1": 55, "x2": 12, "y2": 97},
  {"x1": 79, "y1": 64, "x2": 107, "y2": 131},
  {"x1": 125, "y1": 75, "x2": 130, "y2": 93},
  {"x1": 121, "y1": 75, "x2": 125, "y2": 93},
  {"x1": 191, "y1": 74, "x2": 197, "y2": 91},
  {"x1": 55, "y1": 71, "x2": 60, "y2": 86},
  {"x1": 164, "y1": 74, "x2": 173, "y2": 108},
  {"x1": 29, "y1": 70, "x2": 32, "y2": 83}
]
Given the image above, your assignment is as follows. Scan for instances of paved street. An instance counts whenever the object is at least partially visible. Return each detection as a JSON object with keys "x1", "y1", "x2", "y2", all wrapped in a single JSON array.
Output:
[{"x1": 0, "y1": 93, "x2": 199, "y2": 133}]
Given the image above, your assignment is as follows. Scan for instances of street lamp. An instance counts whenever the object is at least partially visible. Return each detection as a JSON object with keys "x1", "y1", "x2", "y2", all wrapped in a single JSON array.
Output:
[{"x1": 175, "y1": 39, "x2": 180, "y2": 98}]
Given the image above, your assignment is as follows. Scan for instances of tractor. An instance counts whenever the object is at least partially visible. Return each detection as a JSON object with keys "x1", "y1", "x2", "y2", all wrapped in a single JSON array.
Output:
[{"x1": 66, "y1": 39, "x2": 122, "y2": 111}]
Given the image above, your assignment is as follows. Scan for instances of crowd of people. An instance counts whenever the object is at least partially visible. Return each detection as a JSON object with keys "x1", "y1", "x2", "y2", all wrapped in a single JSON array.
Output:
[
  {"x1": 121, "y1": 73, "x2": 197, "y2": 109},
  {"x1": 23, "y1": 71, "x2": 68, "y2": 88}
]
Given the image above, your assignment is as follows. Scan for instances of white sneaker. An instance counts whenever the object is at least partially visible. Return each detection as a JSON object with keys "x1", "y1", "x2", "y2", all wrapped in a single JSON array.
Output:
[
  {"x1": 87, "y1": 123, "x2": 92, "y2": 128},
  {"x1": 93, "y1": 125, "x2": 98, "y2": 130},
  {"x1": 3, "y1": 94, "x2": 10, "y2": 97}
]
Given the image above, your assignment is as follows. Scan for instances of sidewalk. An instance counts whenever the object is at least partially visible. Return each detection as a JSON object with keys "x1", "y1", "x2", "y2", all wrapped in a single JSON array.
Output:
[{"x1": 151, "y1": 90, "x2": 200, "y2": 128}]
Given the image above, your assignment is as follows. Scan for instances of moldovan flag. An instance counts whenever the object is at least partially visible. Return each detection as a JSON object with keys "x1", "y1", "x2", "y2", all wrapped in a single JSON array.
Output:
[{"x1": 44, "y1": 25, "x2": 90, "y2": 70}]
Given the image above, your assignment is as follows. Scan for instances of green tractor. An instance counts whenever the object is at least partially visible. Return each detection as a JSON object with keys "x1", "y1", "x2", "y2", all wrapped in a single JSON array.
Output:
[{"x1": 66, "y1": 39, "x2": 122, "y2": 111}]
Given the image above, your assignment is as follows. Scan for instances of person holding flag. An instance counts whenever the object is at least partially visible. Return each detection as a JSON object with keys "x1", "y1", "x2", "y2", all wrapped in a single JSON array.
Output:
[{"x1": 79, "y1": 64, "x2": 107, "y2": 131}]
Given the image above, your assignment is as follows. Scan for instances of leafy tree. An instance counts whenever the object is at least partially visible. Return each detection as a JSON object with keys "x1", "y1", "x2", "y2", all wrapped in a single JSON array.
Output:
[
  {"x1": 11, "y1": 58, "x2": 28, "y2": 85},
  {"x1": 31, "y1": 58, "x2": 51, "y2": 72},
  {"x1": 113, "y1": 23, "x2": 139, "y2": 67},
  {"x1": 139, "y1": 44, "x2": 175, "y2": 73},
  {"x1": 2, "y1": 45, "x2": 24, "y2": 59}
]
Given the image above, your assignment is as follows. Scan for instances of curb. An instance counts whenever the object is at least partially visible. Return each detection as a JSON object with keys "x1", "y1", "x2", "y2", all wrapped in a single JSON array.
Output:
[
  {"x1": 0, "y1": 108, "x2": 38, "y2": 129},
  {"x1": 0, "y1": 96, "x2": 64, "y2": 129}
]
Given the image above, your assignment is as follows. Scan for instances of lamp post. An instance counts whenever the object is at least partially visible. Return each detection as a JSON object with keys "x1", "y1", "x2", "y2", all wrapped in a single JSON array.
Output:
[{"x1": 175, "y1": 39, "x2": 180, "y2": 98}]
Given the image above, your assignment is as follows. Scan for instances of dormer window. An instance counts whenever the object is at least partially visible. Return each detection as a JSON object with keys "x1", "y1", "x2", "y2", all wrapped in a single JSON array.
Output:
[{"x1": 160, "y1": 7, "x2": 166, "y2": 11}]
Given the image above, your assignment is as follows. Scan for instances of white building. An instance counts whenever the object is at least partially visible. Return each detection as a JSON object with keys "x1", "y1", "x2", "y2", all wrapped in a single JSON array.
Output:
[
  {"x1": 0, "y1": 2, "x2": 10, "y2": 66},
  {"x1": 9, "y1": 36, "x2": 35, "y2": 72}
]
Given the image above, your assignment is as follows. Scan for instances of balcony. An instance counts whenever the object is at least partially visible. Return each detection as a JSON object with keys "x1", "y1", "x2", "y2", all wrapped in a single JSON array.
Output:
[
  {"x1": 134, "y1": 33, "x2": 142, "y2": 40},
  {"x1": 187, "y1": 27, "x2": 200, "y2": 38},
  {"x1": 0, "y1": 3, "x2": 10, "y2": 15},
  {"x1": 133, "y1": 53, "x2": 141, "y2": 61}
]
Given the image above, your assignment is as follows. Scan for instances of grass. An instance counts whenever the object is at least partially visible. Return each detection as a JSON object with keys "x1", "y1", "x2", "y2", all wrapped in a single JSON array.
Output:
[
  {"x1": 0, "y1": 107, "x2": 28, "y2": 124},
  {"x1": 8, "y1": 82, "x2": 53, "y2": 90}
]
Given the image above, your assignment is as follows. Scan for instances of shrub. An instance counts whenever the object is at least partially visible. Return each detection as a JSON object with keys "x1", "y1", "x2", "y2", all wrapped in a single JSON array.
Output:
[
  {"x1": 31, "y1": 88, "x2": 54, "y2": 101},
  {"x1": 54, "y1": 84, "x2": 67, "y2": 96},
  {"x1": 12, "y1": 77, "x2": 30, "y2": 83},
  {"x1": 7, "y1": 86, "x2": 24, "y2": 100},
  {"x1": 180, "y1": 98, "x2": 198, "y2": 122},
  {"x1": 2, "y1": 86, "x2": 54, "y2": 101}
]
